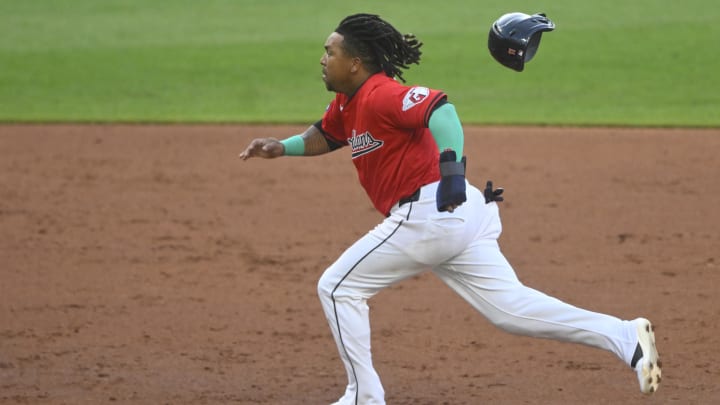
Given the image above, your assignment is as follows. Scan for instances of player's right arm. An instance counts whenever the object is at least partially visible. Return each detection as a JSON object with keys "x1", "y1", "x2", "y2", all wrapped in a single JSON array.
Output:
[{"x1": 239, "y1": 122, "x2": 341, "y2": 160}]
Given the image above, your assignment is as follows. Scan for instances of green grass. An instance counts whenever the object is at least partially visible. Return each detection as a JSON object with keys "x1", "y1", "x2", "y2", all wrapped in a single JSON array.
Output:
[{"x1": 0, "y1": 0, "x2": 718, "y2": 126}]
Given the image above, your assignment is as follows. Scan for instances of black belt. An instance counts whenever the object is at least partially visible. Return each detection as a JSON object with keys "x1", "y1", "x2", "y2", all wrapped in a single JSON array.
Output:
[{"x1": 398, "y1": 188, "x2": 421, "y2": 207}]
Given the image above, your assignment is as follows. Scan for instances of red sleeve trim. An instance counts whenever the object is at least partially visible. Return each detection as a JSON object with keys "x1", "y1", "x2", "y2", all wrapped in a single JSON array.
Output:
[{"x1": 423, "y1": 93, "x2": 448, "y2": 127}]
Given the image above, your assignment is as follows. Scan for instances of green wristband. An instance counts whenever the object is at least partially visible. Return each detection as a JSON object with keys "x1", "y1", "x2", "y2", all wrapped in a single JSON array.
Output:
[{"x1": 280, "y1": 134, "x2": 305, "y2": 156}]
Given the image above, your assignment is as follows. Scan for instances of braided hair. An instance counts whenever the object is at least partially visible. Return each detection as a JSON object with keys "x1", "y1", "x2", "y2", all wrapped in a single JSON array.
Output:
[{"x1": 335, "y1": 13, "x2": 422, "y2": 83}]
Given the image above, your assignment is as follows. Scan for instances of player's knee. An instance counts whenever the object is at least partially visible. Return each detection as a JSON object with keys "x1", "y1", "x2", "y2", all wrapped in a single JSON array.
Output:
[{"x1": 317, "y1": 267, "x2": 357, "y2": 303}]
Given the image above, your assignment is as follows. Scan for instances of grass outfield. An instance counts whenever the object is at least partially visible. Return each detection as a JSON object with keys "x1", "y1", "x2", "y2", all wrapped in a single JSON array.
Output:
[{"x1": 0, "y1": 0, "x2": 717, "y2": 126}]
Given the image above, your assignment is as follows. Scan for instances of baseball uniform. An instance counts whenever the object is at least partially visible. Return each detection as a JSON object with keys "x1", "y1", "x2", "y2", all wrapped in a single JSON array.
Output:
[{"x1": 315, "y1": 73, "x2": 640, "y2": 404}]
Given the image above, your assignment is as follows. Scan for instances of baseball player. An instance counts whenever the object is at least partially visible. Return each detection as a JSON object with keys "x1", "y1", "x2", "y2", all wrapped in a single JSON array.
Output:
[{"x1": 239, "y1": 13, "x2": 662, "y2": 405}]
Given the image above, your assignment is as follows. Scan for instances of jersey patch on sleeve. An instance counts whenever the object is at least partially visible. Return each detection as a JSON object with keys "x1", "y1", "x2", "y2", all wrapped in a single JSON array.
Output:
[{"x1": 402, "y1": 86, "x2": 430, "y2": 111}]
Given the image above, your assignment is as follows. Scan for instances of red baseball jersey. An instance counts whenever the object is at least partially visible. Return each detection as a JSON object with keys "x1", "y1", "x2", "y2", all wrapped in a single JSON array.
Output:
[{"x1": 321, "y1": 73, "x2": 447, "y2": 215}]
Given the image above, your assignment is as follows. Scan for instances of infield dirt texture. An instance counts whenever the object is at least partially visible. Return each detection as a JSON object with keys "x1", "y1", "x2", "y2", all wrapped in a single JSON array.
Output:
[{"x1": 1, "y1": 124, "x2": 718, "y2": 404}]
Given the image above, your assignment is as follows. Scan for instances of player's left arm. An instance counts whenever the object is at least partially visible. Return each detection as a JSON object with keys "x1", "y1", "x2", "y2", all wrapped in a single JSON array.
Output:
[
  {"x1": 428, "y1": 101, "x2": 467, "y2": 212},
  {"x1": 428, "y1": 102, "x2": 504, "y2": 208},
  {"x1": 428, "y1": 100, "x2": 464, "y2": 160}
]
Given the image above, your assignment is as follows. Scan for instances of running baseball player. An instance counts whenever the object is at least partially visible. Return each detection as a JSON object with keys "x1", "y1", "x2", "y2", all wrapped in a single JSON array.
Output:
[{"x1": 239, "y1": 13, "x2": 662, "y2": 405}]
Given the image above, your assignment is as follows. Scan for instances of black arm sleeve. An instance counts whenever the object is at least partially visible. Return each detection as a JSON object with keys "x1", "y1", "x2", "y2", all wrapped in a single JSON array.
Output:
[{"x1": 313, "y1": 120, "x2": 344, "y2": 151}]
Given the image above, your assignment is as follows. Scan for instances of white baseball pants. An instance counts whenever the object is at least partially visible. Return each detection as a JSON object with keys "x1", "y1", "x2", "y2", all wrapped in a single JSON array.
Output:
[{"x1": 317, "y1": 181, "x2": 639, "y2": 405}]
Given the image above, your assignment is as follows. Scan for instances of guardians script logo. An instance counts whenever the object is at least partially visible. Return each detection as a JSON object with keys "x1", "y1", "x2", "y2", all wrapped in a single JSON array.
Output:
[{"x1": 348, "y1": 129, "x2": 383, "y2": 159}]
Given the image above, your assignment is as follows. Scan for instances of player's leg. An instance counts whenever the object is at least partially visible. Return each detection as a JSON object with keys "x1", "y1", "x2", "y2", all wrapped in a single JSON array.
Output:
[
  {"x1": 432, "y1": 185, "x2": 660, "y2": 392},
  {"x1": 434, "y1": 242, "x2": 662, "y2": 392},
  {"x1": 434, "y1": 242, "x2": 639, "y2": 362},
  {"x1": 317, "y1": 210, "x2": 427, "y2": 405}
]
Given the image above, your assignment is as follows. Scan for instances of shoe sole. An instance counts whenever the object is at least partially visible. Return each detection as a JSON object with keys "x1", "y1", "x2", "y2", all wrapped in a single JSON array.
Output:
[{"x1": 636, "y1": 318, "x2": 662, "y2": 393}]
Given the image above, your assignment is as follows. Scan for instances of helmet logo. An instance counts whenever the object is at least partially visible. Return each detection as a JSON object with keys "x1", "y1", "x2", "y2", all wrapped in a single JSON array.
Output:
[{"x1": 507, "y1": 48, "x2": 524, "y2": 57}]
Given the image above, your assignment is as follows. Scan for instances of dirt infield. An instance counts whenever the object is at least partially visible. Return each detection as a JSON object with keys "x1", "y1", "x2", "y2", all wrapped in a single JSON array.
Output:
[{"x1": 1, "y1": 124, "x2": 719, "y2": 404}]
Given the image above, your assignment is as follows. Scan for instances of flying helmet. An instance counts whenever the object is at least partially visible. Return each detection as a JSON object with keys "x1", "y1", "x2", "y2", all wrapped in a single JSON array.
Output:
[{"x1": 488, "y1": 12, "x2": 555, "y2": 72}]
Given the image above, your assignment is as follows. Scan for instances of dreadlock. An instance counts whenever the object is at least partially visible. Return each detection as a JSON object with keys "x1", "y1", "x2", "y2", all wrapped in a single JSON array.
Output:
[{"x1": 335, "y1": 13, "x2": 422, "y2": 83}]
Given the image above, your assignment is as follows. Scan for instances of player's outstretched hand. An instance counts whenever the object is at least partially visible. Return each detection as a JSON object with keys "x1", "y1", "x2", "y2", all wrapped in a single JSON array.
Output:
[
  {"x1": 483, "y1": 180, "x2": 504, "y2": 203},
  {"x1": 239, "y1": 138, "x2": 284, "y2": 160}
]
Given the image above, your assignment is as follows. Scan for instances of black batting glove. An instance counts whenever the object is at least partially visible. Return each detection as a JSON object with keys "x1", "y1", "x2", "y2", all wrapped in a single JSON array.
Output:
[
  {"x1": 436, "y1": 150, "x2": 467, "y2": 212},
  {"x1": 483, "y1": 180, "x2": 504, "y2": 203}
]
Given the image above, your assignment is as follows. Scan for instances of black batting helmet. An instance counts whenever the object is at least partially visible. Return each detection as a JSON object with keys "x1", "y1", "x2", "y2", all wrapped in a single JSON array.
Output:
[{"x1": 488, "y1": 12, "x2": 555, "y2": 72}]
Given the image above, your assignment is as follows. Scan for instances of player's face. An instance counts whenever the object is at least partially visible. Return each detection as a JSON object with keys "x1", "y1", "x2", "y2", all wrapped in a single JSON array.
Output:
[{"x1": 320, "y1": 32, "x2": 356, "y2": 93}]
